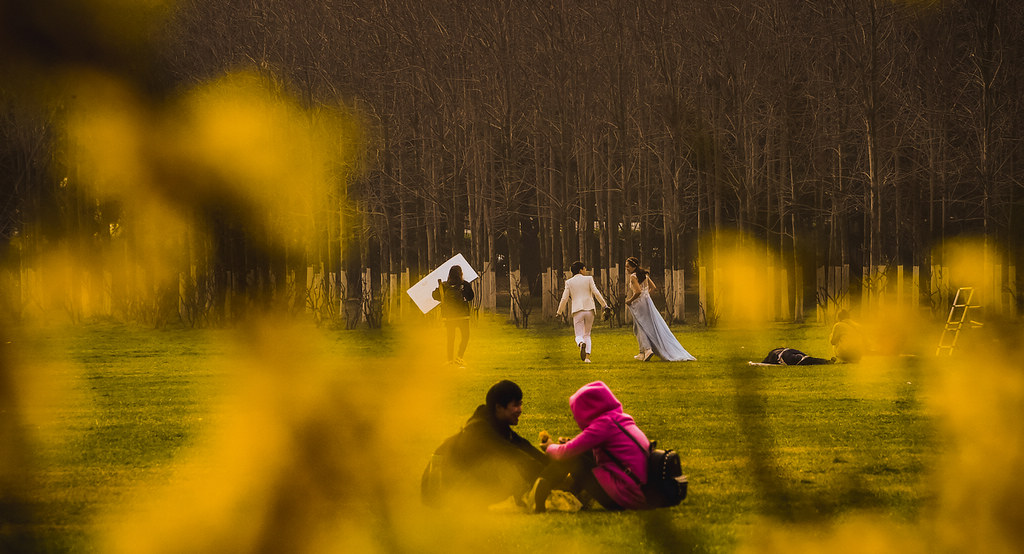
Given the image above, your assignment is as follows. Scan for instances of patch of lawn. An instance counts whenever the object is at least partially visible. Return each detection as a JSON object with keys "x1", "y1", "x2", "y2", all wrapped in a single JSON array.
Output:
[{"x1": 8, "y1": 316, "x2": 938, "y2": 553}]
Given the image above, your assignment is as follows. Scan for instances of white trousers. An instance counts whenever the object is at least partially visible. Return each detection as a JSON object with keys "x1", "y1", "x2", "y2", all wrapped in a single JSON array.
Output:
[{"x1": 572, "y1": 310, "x2": 596, "y2": 354}]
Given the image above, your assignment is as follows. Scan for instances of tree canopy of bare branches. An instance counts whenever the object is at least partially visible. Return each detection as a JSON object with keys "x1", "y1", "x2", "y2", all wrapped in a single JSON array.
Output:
[{"x1": 1, "y1": 0, "x2": 1022, "y2": 325}]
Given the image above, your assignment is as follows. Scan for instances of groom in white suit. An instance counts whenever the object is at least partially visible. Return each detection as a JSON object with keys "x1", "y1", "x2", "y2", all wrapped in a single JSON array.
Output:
[{"x1": 556, "y1": 261, "x2": 610, "y2": 363}]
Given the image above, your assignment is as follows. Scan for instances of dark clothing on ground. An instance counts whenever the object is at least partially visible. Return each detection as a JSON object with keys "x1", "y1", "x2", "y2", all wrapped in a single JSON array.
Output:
[
  {"x1": 761, "y1": 347, "x2": 833, "y2": 365},
  {"x1": 421, "y1": 404, "x2": 547, "y2": 507}
]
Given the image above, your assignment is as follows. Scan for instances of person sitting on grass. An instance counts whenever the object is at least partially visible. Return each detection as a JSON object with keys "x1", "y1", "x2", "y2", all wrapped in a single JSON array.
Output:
[
  {"x1": 829, "y1": 309, "x2": 865, "y2": 363},
  {"x1": 421, "y1": 380, "x2": 548, "y2": 509},
  {"x1": 529, "y1": 381, "x2": 652, "y2": 512}
]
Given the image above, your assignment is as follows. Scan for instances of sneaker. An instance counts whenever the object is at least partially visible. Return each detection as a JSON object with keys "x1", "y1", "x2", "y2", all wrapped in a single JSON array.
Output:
[{"x1": 580, "y1": 342, "x2": 587, "y2": 361}]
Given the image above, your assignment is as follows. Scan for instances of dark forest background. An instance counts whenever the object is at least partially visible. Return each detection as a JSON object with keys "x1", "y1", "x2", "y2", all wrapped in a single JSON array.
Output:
[{"x1": 1, "y1": 0, "x2": 1022, "y2": 327}]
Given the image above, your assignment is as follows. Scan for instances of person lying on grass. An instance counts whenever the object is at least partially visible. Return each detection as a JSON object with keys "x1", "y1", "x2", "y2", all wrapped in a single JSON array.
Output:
[
  {"x1": 750, "y1": 347, "x2": 835, "y2": 366},
  {"x1": 530, "y1": 381, "x2": 652, "y2": 512}
]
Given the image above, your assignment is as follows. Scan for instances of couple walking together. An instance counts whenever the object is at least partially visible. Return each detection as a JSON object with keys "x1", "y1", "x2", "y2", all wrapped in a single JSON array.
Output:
[{"x1": 556, "y1": 258, "x2": 695, "y2": 362}]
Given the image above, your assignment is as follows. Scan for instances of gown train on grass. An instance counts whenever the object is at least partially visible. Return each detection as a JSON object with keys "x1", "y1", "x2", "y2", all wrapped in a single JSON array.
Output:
[{"x1": 628, "y1": 283, "x2": 696, "y2": 362}]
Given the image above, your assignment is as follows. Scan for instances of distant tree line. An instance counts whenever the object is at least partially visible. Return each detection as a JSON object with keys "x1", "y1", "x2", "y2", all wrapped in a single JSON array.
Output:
[{"x1": 1, "y1": 0, "x2": 1022, "y2": 325}]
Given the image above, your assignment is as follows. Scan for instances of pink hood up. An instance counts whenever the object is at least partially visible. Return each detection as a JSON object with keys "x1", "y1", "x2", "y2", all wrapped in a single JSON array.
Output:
[
  {"x1": 546, "y1": 381, "x2": 651, "y2": 509},
  {"x1": 570, "y1": 381, "x2": 624, "y2": 428}
]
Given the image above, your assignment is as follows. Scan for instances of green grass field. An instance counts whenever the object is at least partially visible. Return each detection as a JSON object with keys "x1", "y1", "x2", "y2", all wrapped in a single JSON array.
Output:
[{"x1": 2, "y1": 316, "x2": 951, "y2": 552}]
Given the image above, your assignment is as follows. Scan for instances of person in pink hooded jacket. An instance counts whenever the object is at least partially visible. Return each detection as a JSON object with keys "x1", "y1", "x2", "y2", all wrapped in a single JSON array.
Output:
[{"x1": 533, "y1": 381, "x2": 651, "y2": 511}]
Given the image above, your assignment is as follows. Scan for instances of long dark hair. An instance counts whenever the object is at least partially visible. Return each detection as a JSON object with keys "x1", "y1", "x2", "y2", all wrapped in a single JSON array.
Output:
[
  {"x1": 626, "y1": 256, "x2": 648, "y2": 283},
  {"x1": 446, "y1": 265, "x2": 464, "y2": 286}
]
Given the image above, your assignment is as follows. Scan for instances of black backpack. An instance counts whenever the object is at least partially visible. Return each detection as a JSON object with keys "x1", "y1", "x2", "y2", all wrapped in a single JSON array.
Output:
[
  {"x1": 606, "y1": 420, "x2": 688, "y2": 508},
  {"x1": 642, "y1": 446, "x2": 688, "y2": 507}
]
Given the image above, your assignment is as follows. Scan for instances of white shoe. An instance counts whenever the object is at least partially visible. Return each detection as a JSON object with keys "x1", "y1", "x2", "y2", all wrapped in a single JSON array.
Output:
[{"x1": 583, "y1": 358, "x2": 591, "y2": 363}]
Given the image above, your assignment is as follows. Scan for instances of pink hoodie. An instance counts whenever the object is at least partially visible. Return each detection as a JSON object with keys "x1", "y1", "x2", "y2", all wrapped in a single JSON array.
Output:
[{"x1": 545, "y1": 381, "x2": 650, "y2": 509}]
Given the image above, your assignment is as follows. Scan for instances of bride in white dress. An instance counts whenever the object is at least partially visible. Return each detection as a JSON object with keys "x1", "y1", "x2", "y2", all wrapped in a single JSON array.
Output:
[{"x1": 624, "y1": 257, "x2": 696, "y2": 362}]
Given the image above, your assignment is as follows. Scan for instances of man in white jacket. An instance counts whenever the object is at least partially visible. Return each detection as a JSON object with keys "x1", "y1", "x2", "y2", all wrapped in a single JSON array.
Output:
[{"x1": 556, "y1": 261, "x2": 610, "y2": 363}]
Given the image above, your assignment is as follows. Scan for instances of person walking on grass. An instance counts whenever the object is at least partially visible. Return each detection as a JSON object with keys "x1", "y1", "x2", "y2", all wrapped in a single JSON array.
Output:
[
  {"x1": 624, "y1": 256, "x2": 696, "y2": 362},
  {"x1": 432, "y1": 264, "x2": 474, "y2": 367},
  {"x1": 556, "y1": 261, "x2": 610, "y2": 363}
]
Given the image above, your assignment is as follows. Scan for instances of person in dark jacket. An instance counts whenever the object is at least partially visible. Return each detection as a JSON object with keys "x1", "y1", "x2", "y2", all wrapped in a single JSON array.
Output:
[
  {"x1": 432, "y1": 265, "x2": 474, "y2": 367},
  {"x1": 759, "y1": 347, "x2": 834, "y2": 365},
  {"x1": 421, "y1": 380, "x2": 548, "y2": 508}
]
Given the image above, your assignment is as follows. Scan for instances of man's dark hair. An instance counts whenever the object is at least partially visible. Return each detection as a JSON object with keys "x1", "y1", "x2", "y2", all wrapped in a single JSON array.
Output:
[
  {"x1": 570, "y1": 261, "x2": 585, "y2": 275},
  {"x1": 486, "y1": 380, "x2": 523, "y2": 410}
]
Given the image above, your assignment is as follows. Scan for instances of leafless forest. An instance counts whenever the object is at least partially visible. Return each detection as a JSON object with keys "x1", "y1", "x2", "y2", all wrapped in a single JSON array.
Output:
[{"x1": 1, "y1": 0, "x2": 1022, "y2": 326}]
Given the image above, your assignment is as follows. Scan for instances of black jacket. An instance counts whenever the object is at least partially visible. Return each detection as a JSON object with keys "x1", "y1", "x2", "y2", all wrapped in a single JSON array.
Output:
[
  {"x1": 422, "y1": 405, "x2": 546, "y2": 506},
  {"x1": 761, "y1": 347, "x2": 832, "y2": 365},
  {"x1": 455, "y1": 404, "x2": 546, "y2": 468},
  {"x1": 432, "y1": 280, "x2": 474, "y2": 318}
]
